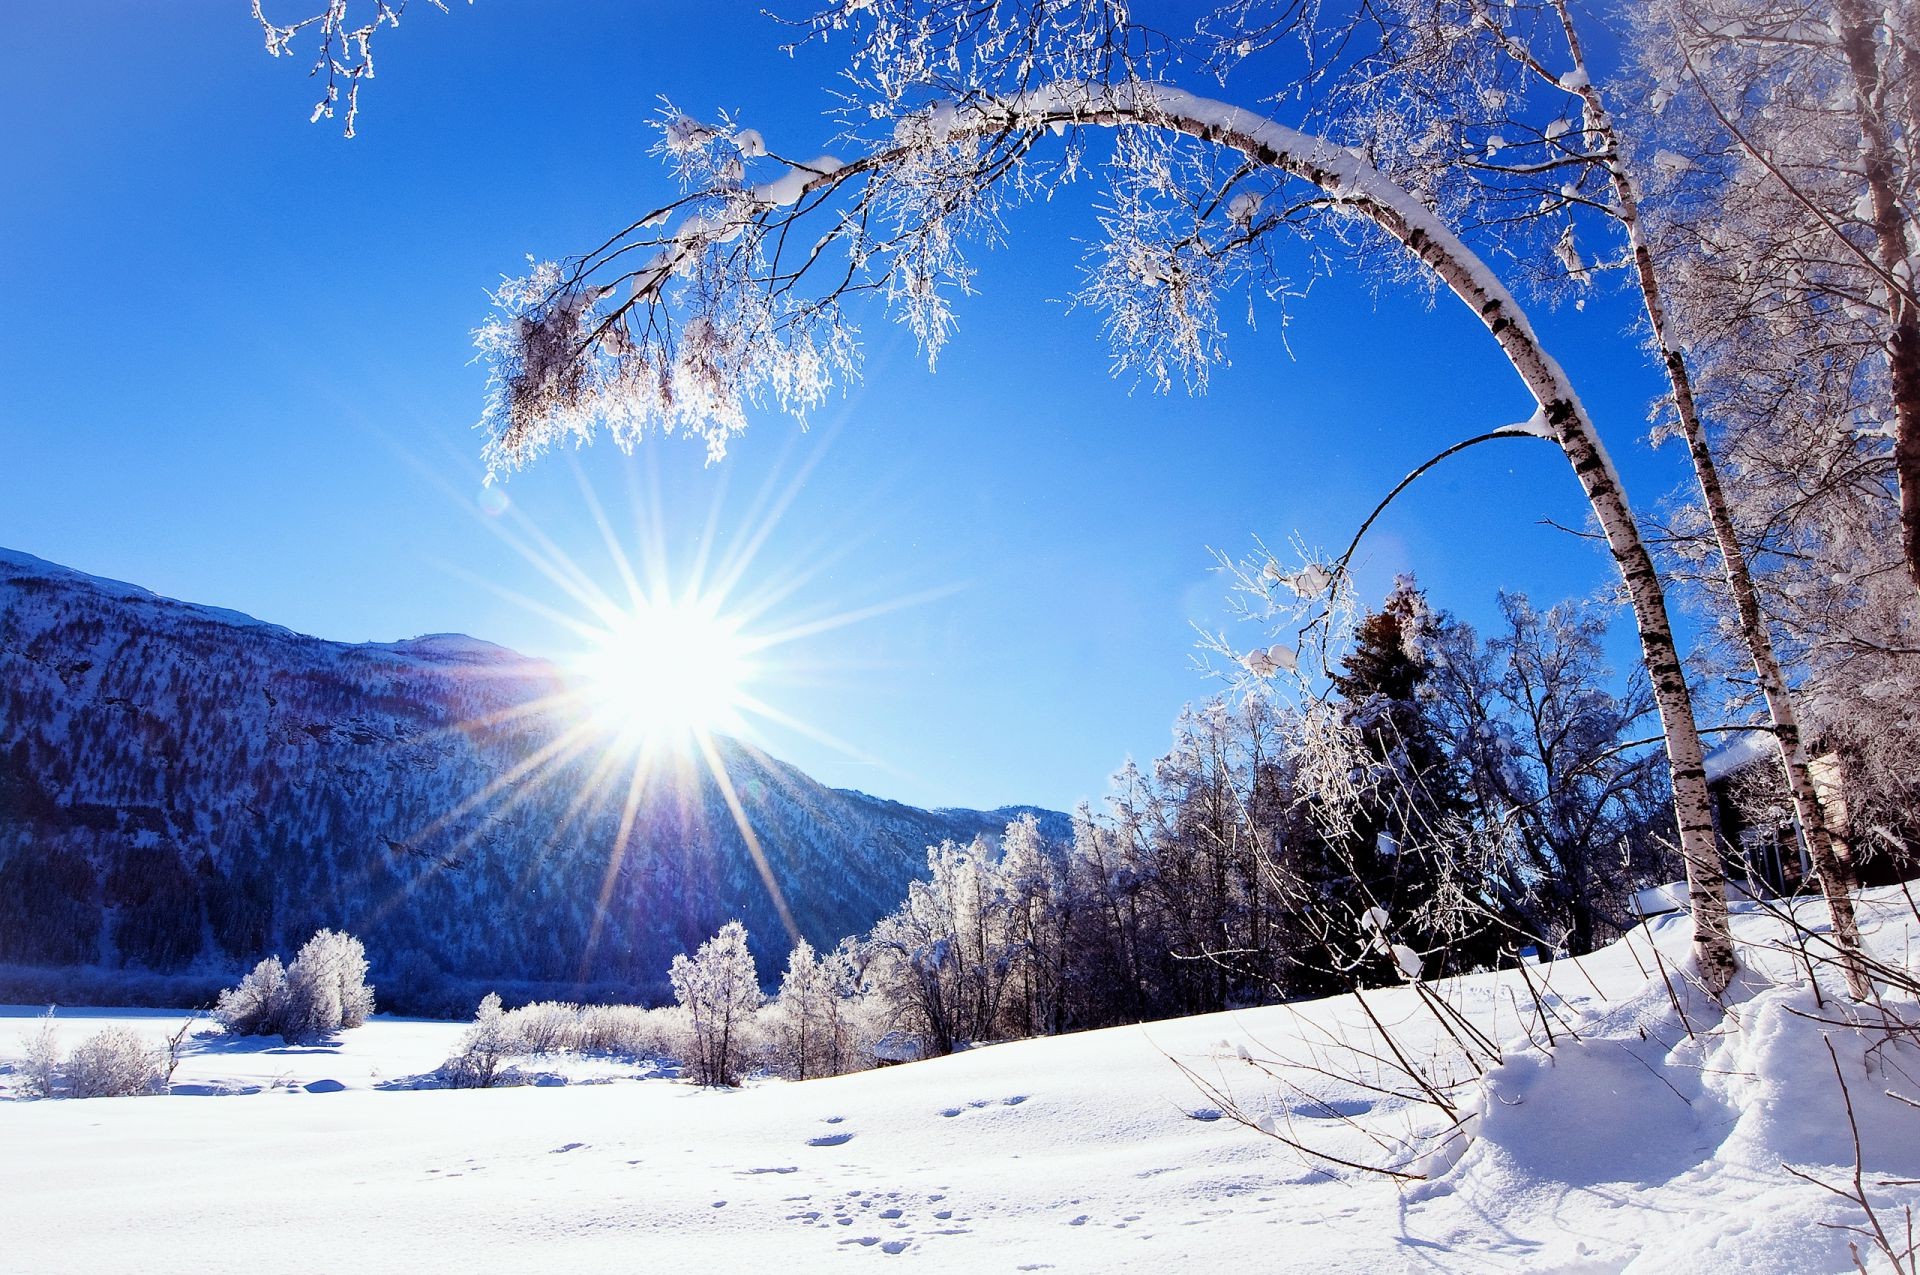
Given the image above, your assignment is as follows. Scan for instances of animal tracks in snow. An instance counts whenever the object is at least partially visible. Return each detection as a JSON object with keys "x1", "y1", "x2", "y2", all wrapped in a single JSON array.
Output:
[
  {"x1": 938, "y1": 1094, "x2": 1029, "y2": 1118},
  {"x1": 785, "y1": 1185, "x2": 975, "y2": 1256}
]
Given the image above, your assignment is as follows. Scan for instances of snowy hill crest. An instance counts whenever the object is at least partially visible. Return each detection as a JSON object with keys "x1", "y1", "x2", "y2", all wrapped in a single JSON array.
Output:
[{"x1": 0, "y1": 548, "x2": 1064, "y2": 1002}]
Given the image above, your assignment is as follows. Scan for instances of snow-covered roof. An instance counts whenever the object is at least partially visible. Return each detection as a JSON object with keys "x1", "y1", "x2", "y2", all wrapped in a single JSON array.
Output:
[{"x1": 1702, "y1": 729, "x2": 1775, "y2": 784}]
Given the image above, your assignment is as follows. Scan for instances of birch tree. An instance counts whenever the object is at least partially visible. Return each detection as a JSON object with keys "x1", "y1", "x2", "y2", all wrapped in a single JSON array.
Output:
[
  {"x1": 1627, "y1": 0, "x2": 1918, "y2": 922},
  {"x1": 1635, "y1": 0, "x2": 1917, "y2": 594},
  {"x1": 1337, "y1": 0, "x2": 1872, "y2": 990},
  {"x1": 1629, "y1": 0, "x2": 1917, "y2": 585}
]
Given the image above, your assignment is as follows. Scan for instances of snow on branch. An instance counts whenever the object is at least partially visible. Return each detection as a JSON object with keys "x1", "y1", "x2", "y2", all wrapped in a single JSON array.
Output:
[
  {"x1": 252, "y1": 0, "x2": 467, "y2": 137},
  {"x1": 476, "y1": 75, "x2": 1587, "y2": 482}
]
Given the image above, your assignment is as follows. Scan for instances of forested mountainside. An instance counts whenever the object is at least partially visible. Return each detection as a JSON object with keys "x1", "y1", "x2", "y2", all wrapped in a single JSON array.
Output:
[{"x1": 0, "y1": 548, "x2": 1064, "y2": 1004}]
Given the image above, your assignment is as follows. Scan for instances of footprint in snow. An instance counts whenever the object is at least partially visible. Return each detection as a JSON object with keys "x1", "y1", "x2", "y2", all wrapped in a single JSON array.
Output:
[
  {"x1": 881, "y1": 1241, "x2": 910, "y2": 1255},
  {"x1": 808, "y1": 1132, "x2": 855, "y2": 1147},
  {"x1": 942, "y1": 1096, "x2": 1029, "y2": 1117},
  {"x1": 549, "y1": 1142, "x2": 585, "y2": 1154}
]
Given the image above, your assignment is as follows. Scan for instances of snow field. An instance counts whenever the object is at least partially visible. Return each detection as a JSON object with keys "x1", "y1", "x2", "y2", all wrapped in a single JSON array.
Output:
[{"x1": 4, "y1": 889, "x2": 1918, "y2": 1272}]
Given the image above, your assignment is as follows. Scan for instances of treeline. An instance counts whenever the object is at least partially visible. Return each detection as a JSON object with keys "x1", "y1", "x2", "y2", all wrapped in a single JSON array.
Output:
[
  {"x1": 441, "y1": 578, "x2": 1691, "y2": 1083},
  {"x1": 834, "y1": 578, "x2": 1680, "y2": 1056}
]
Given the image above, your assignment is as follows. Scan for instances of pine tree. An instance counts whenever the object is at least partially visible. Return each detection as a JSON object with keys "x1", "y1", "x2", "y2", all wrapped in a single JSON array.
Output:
[{"x1": 1321, "y1": 576, "x2": 1479, "y2": 983}]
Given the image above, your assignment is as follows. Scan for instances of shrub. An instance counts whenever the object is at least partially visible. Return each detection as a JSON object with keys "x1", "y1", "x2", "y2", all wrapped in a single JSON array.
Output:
[
  {"x1": 580, "y1": 1003, "x2": 684, "y2": 1060},
  {"x1": 65, "y1": 1026, "x2": 164, "y2": 1098},
  {"x1": 214, "y1": 955, "x2": 289, "y2": 1036},
  {"x1": 502, "y1": 1000, "x2": 572, "y2": 1055},
  {"x1": 214, "y1": 929, "x2": 375, "y2": 1042},
  {"x1": 441, "y1": 993, "x2": 516, "y2": 1088},
  {"x1": 19, "y1": 1007, "x2": 59, "y2": 1099}
]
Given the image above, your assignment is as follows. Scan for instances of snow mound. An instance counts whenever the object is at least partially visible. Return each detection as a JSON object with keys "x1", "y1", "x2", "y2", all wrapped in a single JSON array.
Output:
[{"x1": 1432, "y1": 897, "x2": 1920, "y2": 1272}]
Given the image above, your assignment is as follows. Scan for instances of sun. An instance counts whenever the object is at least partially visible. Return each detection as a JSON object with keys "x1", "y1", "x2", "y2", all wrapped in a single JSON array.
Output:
[{"x1": 573, "y1": 596, "x2": 754, "y2": 745}]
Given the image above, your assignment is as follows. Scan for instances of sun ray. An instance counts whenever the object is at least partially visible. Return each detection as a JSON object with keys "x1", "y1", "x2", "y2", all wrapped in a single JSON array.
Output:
[
  {"x1": 579, "y1": 735, "x2": 666, "y2": 981},
  {"x1": 694, "y1": 729, "x2": 803, "y2": 949}
]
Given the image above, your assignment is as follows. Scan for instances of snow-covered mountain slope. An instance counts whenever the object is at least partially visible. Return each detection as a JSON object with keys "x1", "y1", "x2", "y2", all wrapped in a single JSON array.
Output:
[
  {"x1": 0, "y1": 547, "x2": 1065, "y2": 1000},
  {"x1": 3, "y1": 891, "x2": 1917, "y2": 1272}
]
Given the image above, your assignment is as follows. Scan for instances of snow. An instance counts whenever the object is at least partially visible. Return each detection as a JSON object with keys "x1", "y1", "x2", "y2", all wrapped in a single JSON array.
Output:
[
  {"x1": 5, "y1": 891, "x2": 1919, "y2": 1272},
  {"x1": 0, "y1": 546, "x2": 294, "y2": 638},
  {"x1": 1702, "y1": 728, "x2": 1776, "y2": 783}
]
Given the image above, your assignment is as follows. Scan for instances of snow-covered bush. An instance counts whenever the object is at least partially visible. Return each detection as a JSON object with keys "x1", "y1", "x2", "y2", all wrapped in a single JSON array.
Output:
[
  {"x1": 574, "y1": 1003, "x2": 684, "y2": 1058},
  {"x1": 500, "y1": 1001, "x2": 685, "y2": 1059},
  {"x1": 503, "y1": 1000, "x2": 573, "y2": 1055},
  {"x1": 214, "y1": 929, "x2": 376, "y2": 1042},
  {"x1": 436, "y1": 995, "x2": 688, "y2": 1085},
  {"x1": 283, "y1": 928, "x2": 376, "y2": 1036},
  {"x1": 670, "y1": 921, "x2": 762, "y2": 1086},
  {"x1": 19, "y1": 1007, "x2": 59, "y2": 1100},
  {"x1": 441, "y1": 993, "x2": 517, "y2": 1088},
  {"x1": 64, "y1": 1026, "x2": 165, "y2": 1099},
  {"x1": 214, "y1": 955, "x2": 290, "y2": 1036}
]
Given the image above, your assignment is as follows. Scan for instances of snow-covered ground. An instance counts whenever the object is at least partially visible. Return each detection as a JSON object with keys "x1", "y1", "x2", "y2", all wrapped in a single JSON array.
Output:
[{"x1": 5, "y1": 892, "x2": 1919, "y2": 1273}]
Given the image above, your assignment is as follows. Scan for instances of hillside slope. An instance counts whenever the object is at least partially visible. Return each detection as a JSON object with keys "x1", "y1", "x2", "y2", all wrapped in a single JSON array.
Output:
[{"x1": 0, "y1": 548, "x2": 1064, "y2": 1001}]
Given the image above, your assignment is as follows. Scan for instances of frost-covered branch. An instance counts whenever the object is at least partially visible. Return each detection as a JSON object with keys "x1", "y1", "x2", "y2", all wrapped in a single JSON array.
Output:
[{"x1": 252, "y1": 0, "x2": 467, "y2": 137}]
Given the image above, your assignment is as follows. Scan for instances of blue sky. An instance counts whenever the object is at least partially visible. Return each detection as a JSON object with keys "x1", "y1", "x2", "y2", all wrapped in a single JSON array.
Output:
[{"x1": 0, "y1": 1, "x2": 1693, "y2": 813}]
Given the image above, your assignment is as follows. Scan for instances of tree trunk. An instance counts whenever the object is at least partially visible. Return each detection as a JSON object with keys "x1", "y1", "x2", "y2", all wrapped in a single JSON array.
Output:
[
  {"x1": 1037, "y1": 84, "x2": 1739, "y2": 991},
  {"x1": 1834, "y1": 0, "x2": 1920, "y2": 602},
  {"x1": 1554, "y1": 1, "x2": 1869, "y2": 999}
]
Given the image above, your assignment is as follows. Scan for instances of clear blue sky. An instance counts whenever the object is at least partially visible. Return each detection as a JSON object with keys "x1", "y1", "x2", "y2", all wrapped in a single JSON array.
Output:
[{"x1": 0, "y1": 1, "x2": 1692, "y2": 813}]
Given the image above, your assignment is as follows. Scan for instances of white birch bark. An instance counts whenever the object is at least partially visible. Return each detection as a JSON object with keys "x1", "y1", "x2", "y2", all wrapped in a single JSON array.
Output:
[{"x1": 1551, "y1": 1, "x2": 1869, "y2": 998}]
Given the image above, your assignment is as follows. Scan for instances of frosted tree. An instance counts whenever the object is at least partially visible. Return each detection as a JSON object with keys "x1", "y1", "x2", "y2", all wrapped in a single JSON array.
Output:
[
  {"x1": 250, "y1": 0, "x2": 466, "y2": 137},
  {"x1": 867, "y1": 835, "x2": 1016, "y2": 1055},
  {"x1": 283, "y1": 928, "x2": 377, "y2": 1037},
  {"x1": 768, "y1": 938, "x2": 870, "y2": 1079},
  {"x1": 995, "y1": 812, "x2": 1071, "y2": 1037},
  {"x1": 1633, "y1": 0, "x2": 1917, "y2": 596},
  {"x1": 1429, "y1": 595, "x2": 1676, "y2": 954},
  {"x1": 1330, "y1": 0, "x2": 1872, "y2": 992},
  {"x1": 262, "y1": 1, "x2": 1742, "y2": 990},
  {"x1": 669, "y1": 920, "x2": 762, "y2": 1086},
  {"x1": 214, "y1": 928, "x2": 375, "y2": 1042},
  {"x1": 1611, "y1": 0, "x2": 1919, "y2": 930}
]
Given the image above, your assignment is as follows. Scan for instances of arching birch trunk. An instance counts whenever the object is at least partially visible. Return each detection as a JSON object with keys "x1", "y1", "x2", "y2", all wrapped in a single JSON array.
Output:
[
  {"x1": 1018, "y1": 82, "x2": 1738, "y2": 991},
  {"x1": 1551, "y1": 2, "x2": 1868, "y2": 998}
]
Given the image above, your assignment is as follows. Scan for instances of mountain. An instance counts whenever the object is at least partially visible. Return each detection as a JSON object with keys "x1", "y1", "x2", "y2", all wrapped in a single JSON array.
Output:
[{"x1": 0, "y1": 548, "x2": 1067, "y2": 1009}]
